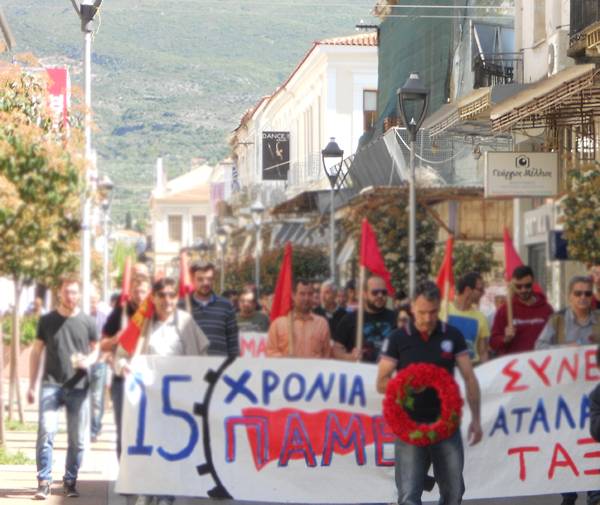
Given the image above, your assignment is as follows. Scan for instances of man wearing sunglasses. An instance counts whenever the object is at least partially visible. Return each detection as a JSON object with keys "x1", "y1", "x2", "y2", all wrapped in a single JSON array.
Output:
[
  {"x1": 333, "y1": 275, "x2": 396, "y2": 362},
  {"x1": 490, "y1": 265, "x2": 553, "y2": 355}
]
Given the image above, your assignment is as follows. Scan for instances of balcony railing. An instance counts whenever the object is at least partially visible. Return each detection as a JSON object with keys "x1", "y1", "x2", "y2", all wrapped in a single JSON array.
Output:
[
  {"x1": 473, "y1": 53, "x2": 522, "y2": 88},
  {"x1": 287, "y1": 154, "x2": 324, "y2": 188},
  {"x1": 571, "y1": 0, "x2": 600, "y2": 39}
]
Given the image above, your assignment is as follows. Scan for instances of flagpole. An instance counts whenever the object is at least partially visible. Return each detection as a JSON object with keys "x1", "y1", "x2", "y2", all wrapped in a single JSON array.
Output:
[
  {"x1": 441, "y1": 277, "x2": 450, "y2": 323},
  {"x1": 355, "y1": 265, "x2": 366, "y2": 361}
]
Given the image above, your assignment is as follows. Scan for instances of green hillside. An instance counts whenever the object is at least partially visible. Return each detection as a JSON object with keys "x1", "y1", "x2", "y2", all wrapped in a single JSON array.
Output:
[{"x1": 2, "y1": 0, "x2": 376, "y2": 223}]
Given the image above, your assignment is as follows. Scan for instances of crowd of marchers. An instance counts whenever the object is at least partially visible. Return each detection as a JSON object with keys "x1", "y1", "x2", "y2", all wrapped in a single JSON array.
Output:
[{"x1": 26, "y1": 260, "x2": 600, "y2": 505}]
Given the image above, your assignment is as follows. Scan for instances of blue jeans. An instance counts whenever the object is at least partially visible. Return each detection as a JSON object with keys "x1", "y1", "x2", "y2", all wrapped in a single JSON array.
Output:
[
  {"x1": 562, "y1": 491, "x2": 600, "y2": 504},
  {"x1": 36, "y1": 384, "x2": 88, "y2": 483},
  {"x1": 89, "y1": 362, "x2": 107, "y2": 437},
  {"x1": 111, "y1": 376, "x2": 124, "y2": 459},
  {"x1": 394, "y1": 430, "x2": 464, "y2": 505}
]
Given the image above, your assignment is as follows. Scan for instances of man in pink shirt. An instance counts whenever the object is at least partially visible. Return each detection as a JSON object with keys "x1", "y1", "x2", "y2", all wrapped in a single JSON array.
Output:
[{"x1": 266, "y1": 279, "x2": 331, "y2": 358}]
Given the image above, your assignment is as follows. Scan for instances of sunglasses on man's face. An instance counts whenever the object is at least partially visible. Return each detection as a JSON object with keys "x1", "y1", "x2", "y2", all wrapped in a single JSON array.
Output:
[
  {"x1": 156, "y1": 291, "x2": 177, "y2": 299},
  {"x1": 514, "y1": 282, "x2": 532, "y2": 291},
  {"x1": 370, "y1": 289, "x2": 388, "y2": 297},
  {"x1": 573, "y1": 290, "x2": 593, "y2": 298}
]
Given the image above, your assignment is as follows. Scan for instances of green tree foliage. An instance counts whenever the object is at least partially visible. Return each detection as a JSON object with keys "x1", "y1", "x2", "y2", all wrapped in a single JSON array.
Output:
[
  {"x1": 223, "y1": 246, "x2": 329, "y2": 292},
  {"x1": 341, "y1": 191, "x2": 438, "y2": 292},
  {"x1": 563, "y1": 166, "x2": 600, "y2": 265},
  {"x1": 431, "y1": 241, "x2": 498, "y2": 280}
]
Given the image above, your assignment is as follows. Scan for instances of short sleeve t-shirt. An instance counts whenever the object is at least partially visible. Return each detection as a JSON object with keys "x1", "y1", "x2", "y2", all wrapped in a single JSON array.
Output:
[
  {"x1": 236, "y1": 312, "x2": 270, "y2": 333},
  {"x1": 381, "y1": 321, "x2": 468, "y2": 422},
  {"x1": 37, "y1": 310, "x2": 98, "y2": 388},
  {"x1": 334, "y1": 308, "x2": 397, "y2": 363},
  {"x1": 447, "y1": 303, "x2": 490, "y2": 362}
]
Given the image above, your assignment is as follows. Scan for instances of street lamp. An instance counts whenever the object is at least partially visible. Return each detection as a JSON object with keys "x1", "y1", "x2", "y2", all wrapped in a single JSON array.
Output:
[
  {"x1": 321, "y1": 138, "x2": 344, "y2": 283},
  {"x1": 215, "y1": 226, "x2": 228, "y2": 294},
  {"x1": 250, "y1": 199, "x2": 265, "y2": 297},
  {"x1": 98, "y1": 175, "x2": 114, "y2": 305},
  {"x1": 397, "y1": 72, "x2": 429, "y2": 299},
  {"x1": 70, "y1": 0, "x2": 103, "y2": 313}
]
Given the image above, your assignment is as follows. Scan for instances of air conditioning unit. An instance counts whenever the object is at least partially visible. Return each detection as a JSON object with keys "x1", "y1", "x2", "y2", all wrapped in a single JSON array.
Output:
[{"x1": 547, "y1": 30, "x2": 571, "y2": 77}]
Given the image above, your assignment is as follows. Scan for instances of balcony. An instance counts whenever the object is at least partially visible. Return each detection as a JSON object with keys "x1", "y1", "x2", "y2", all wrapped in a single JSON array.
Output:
[
  {"x1": 569, "y1": 1, "x2": 600, "y2": 59},
  {"x1": 473, "y1": 53, "x2": 522, "y2": 89},
  {"x1": 286, "y1": 154, "x2": 323, "y2": 191}
]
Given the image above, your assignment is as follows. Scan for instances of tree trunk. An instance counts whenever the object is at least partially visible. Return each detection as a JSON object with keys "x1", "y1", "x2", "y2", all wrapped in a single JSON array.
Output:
[
  {"x1": 0, "y1": 316, "x2": 5, "y2": 445},
  {"x1": 8, "y1": 278, "x2": 24, "y2": 423}
]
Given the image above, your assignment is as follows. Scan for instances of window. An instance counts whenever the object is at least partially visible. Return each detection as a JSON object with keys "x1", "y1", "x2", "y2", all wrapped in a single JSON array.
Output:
[
  {"x1": 363, "y1": 90, "x2": 377, "y2": 132},
  {"x1": 168, "y1": 215, "x2": 182, "y2": 242},
  {"x1": 192, "y1": 215, "x2": 206, "y2": 242},
  {"x1": 533, "y1": 0, "x2": 545, "y2": 44}
]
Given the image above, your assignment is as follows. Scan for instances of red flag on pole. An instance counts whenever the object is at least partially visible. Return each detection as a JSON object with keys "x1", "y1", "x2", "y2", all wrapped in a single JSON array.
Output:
[
  {"x1": 178, "y1": 252, "x2": 193, "y2": 299},
  {"x1": 119, "y1": 295, "x2": 155, "y2": 355},
  {"x1": 436, "y1": 236, "x2": 455, "y2": 301},
  {"x1": 503, "y1": 227, "x2": 543, "y2": 294},
  {"x1": 359, "y1": 219, "x2": 396, "y2": 296},
  {"x1": 119, "y1": 257, "x2": 132, "y2": 307},
  {"x1": 270, "y1": 242, "x2": 293, "y2": 322}
]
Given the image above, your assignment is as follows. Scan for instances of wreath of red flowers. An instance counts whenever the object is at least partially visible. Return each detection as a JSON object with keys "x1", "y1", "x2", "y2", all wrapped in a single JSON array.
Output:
[{"x1": 383, "y1": 363, "x2": 463, "y2": 447}]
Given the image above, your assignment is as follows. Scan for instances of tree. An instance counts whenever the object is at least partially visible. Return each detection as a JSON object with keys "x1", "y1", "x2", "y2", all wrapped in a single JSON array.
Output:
[
  {"x1": 341, "y1": 191, "x2": 438, "y2": 293},
  {"x1": 562, "y1": 166, "x2": 600, "y2": 265},
  {"x1": 431, "y1": 241, "x2": 498, "y2": 280},
  {"x1": 0, "y1": 65, "x2": 84, "y2": 421}
]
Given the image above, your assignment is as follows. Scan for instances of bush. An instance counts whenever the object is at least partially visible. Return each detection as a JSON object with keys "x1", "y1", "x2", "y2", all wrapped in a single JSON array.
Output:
[
  {"x1": 1, "y1": 315, "x2": 38, "y2": 346},
  {"x1": 430, "y1": 241, "x2": 498, "y2": 280}
]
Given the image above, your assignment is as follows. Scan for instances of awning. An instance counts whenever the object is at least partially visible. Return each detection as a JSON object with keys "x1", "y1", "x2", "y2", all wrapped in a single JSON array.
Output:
[
  {"x1": 491, "y1": 63, "x2": 600, "y2": 131},
  {"x1": 425, "y1": 83, "x2": 527, "y2": 137}
]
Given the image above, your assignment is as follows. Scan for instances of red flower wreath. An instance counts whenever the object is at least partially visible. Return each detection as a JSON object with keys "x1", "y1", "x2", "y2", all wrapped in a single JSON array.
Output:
[{"x1": 383, "y1": 363, "x2": 463, "y2": 447}]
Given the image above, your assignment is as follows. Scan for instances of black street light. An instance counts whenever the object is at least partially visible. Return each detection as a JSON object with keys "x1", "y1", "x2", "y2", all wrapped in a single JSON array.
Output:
[
  {"x1": 321, "y1": 138, "x2": 344, "y2": 283},
  {"x1": 397, "y1": 73, "x2": 429, "y2": 298}
]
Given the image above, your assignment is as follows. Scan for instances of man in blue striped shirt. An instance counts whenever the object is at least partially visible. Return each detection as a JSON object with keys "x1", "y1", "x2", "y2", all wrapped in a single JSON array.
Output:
[{"x1": 187, "y1": 262, "x2": 239, "y2": 357}]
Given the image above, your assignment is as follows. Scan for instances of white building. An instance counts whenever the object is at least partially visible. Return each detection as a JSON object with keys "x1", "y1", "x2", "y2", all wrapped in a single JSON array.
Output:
[
  {"x1": 150, "y1": 158, "x2": 213, "y2": 273},
  {"x1": 231, "y1": 32, "x2": 378, "y2": 201}
]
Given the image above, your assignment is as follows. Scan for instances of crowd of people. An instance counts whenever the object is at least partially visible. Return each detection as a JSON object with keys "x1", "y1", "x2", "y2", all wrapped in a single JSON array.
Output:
[{"x1": 25, "y1": 259, "x2": 600, "y2": 505}]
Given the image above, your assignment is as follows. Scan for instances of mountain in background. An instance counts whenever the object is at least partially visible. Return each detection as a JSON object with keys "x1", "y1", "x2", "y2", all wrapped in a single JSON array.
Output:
[{"x1": 2, "y1": 0, "x2": 375, "y2": 224}]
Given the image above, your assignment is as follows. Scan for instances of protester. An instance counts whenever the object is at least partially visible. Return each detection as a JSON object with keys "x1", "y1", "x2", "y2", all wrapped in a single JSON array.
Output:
[
  {"x1": 101, "y1": 275, "x2": 150, "y2": 459},
  {"x1": 259, "y1": 288, "x2": 273, "y2": 317},
  {"x1": 336, "y1": 286, "x2": 348, "y2": 310},
  {"x1": 266, "y1": 279, "x2": 331, "y2": 358},
  {"x1": 344, "y1": 280, "x2": 359, "y2": 312},
  {"x1": 376, "y1": 281, "x2": 482, "y2": 505},
  {"x1": 448, "y1": 272, "x2": 490, "y2": 364},
  {"x1": 88, "y1": 285, "x2": 109, "y2": 443},
  {"x1": 591, "y1": 264, "x2": 600, "y2": 310},
  {"x1": 534, "y1": 275, "x2": 600, "y2": 505},
  {"x1": 115, "y1": 277, "x2": 209, "y2": 505},
  {"x1": 222, "y1": 289, "x2": 240, "y2": 311},
  {"x1": 393, "y1": 291, "x2": 409, "y2": 312},
  {"x1": 28, "y1": 275, "x2": 98, "y2": 499},
  {"x1": 26, "y1": 297, "x2": 46, "y2": 317},
  {"x1": 311, "y1": 281, "x2": 321, "y2": 311},
  {"x1": 333, "y1": 275, "x2": 396, "y2": 362},
  {"x1": 313, "y1": 280, "x2": 346, "y2": 336},
  {"x1": 236, "y1": 287, "x2": 269, "y2": 332},
  {"x1": 188, "y1": 262, "x2": 239, "y2": 357},
  {"x1": 396, "y1": 304, "x2": 412, "y2": 327},
  {"x1": 486, "y1": 293, "x2": 506, "y2": 333},
  {"x1": 490, "y1": 265, "x2": 553, "y2": 355}
]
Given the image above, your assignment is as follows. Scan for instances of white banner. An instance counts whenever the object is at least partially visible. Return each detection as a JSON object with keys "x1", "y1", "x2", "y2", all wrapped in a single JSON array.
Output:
[
  {"x1": 239, "y1": 331, "x2": 267, "y2": 358},
  {"x1": 116, "y1": 346, "x2": 600, "y2": 502}
]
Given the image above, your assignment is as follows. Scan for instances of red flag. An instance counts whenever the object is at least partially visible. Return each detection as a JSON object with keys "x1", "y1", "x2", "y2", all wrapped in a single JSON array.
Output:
[
  {"x1": 119, "y1": 257, "x2": 132, "y2": 307},
  {"x1": 178, "y1": 252, "x2": 193, "y2": 299},
  {"x1": 119, "y1": 295, "x2": 155, "y2": 355},
  {"x1": 436, "y1": 236, "x2": 455, "y2": 301},
  {"x1": 360, "y1": 219, "x2": 396, "y2": 296},
  {"x1": 270, "y1": 242, "x2": 293, "y2": 322},
  {"x1": 503, "y1": 227, "x2": 543, "y2": 294}
]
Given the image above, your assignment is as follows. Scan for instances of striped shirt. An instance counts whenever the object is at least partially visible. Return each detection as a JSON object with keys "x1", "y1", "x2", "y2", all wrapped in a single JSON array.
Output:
[{"x1": 189, "y1": 293, "x2": 239, "y2": 357}]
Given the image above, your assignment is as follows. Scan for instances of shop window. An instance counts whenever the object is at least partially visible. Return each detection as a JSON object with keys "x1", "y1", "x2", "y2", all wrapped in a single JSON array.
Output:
[
  {"x1": 168, "y1": 215, "x2": 182, "y2": 242},
  {"x1": 364, "y1": 90, "x2": 377, "y2": 132},
  {"x1": 192, "y1": 215, "x2": 206, "y2": 242}
]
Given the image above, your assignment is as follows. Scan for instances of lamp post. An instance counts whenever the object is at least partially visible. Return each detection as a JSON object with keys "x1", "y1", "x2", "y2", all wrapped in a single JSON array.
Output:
[
  {"x1": 321, "y1": 138, "x2": 344, "y2": 283},
  {"x1": 216, "y1": 227, "x2": 227, "y2": 294},
  {"x1": 250, "y1": 199, "x2": 265, "y2": 297},
  {"x1": 70, "y1": 0, "x2": 102, "y2": 313},
  {"x1": 397, "y1": 72, "x2": 429, "y2": 299},
  {"x1": 98, "y1": 175, "x2": 114, "y2": 305}
]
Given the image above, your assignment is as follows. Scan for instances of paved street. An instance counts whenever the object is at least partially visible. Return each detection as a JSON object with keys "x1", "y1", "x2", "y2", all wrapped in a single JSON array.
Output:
[{"x1": 0, "y1": 382, "x2": 560, "y2": 505}]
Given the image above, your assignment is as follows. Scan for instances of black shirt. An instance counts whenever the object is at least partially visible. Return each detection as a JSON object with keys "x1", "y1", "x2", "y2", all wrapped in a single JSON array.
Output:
[
  {"x1": 102, "y1": 303, "x2": 137, "y2": 337},
  {"x1": 37, "y1": 310, "x2": 98, "y2": 389},
  {"x1": 334, "y1": 308, "x2": 397, "y2": 363},
  {"x1": 314, "y1": 306, "x2": 347, "y2": 336},
  {"x1": 381, "y1": 321, "x2": 468, "y2": 422}
]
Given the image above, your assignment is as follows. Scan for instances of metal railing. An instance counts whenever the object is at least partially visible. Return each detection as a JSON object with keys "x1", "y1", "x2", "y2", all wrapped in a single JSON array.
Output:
[
  {"x1": 287, "y1": 153, "x2": 324, "y2": 188},
  {"x1": 473, "y1": 53, "x2": 522, "y2": 88}
]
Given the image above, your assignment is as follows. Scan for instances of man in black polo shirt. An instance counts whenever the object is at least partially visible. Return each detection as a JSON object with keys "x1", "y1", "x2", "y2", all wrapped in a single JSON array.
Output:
[
  {"x1": 188, "y1": 261, "x2": 239, "y2": 357},
  {"x1": 377, "y1": 281, "x2": 482, "y2": 505},
  {"x1": 314, "y1": 280, "x2": 346, "y2": 336}
]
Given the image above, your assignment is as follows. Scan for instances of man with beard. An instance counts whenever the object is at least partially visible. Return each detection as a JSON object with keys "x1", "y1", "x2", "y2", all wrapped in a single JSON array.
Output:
[
  {"x1": 333, "y1": 275, "x2": 396, "y2": 362},
  {"x1": 490, "y1": 265, "x2": 553, "y2": 355},
  {"x1": 313, "y1": 280, "x2": 346, "y2": 336}
]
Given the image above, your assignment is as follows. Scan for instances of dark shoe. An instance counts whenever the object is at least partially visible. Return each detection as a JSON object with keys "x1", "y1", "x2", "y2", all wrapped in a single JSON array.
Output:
[
  {"x1": 34, "y1": 481, "x2": 51, "y2": 500},
  {"x1": 63, "y1": 480, "x2": 79, "y2": 498}
]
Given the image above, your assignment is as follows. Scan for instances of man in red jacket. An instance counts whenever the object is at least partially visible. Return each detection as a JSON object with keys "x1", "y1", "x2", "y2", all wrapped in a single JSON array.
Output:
[{"x1": 490, "y1": 265, "x2": 553, "y2": 355}]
